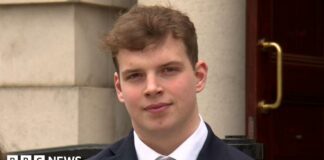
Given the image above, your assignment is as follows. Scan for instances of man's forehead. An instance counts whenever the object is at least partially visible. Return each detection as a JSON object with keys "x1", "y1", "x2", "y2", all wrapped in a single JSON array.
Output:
[
  {"x1": 118, "y1": 34, "x2": 185, "y2": 54},
  {"x1": 115, "y1": 35, "x2": 190, "y2": 72},
  {"x1": 117, "y1": 53, "x2": 187, "y2": 73}
]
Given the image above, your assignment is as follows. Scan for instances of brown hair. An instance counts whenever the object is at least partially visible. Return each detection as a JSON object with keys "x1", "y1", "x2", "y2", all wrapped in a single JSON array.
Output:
[{"x1": 105, "y1": 5, "x2": 198, "y2": 71}]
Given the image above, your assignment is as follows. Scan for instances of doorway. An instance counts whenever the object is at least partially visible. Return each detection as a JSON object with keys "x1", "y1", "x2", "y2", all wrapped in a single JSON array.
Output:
[{"x1": 246, "y1": 0, "x2": 324, "y2": 159}]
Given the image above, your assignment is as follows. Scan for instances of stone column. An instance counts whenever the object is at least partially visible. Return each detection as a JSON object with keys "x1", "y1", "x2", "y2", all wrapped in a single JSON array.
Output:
[
  {"x1": 0, "y1": 0, "x2": 135, "y2": 152},
  {"x1": 138, "y1": 0, "x2": 246, "y2": 138}
]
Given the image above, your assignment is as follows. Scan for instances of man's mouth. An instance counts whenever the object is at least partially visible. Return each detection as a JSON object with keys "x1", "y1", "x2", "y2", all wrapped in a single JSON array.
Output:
[{"x1": 144, "y1": 103, "x2": 172, "y2": 113}]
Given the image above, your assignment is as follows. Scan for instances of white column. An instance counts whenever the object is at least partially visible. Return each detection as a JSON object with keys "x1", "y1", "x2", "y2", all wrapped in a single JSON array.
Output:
[{"x1": 138, "y1": 0, "x2": 246, "y2": 138}]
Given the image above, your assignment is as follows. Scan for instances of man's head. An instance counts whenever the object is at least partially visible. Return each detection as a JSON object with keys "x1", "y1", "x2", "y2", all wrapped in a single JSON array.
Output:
[
  {"x1": 105, "y1": 5, "x2": 198, "y2": 71},
  {"x1": 105, "y1": 5, "x2": 208, "y2": 146}
]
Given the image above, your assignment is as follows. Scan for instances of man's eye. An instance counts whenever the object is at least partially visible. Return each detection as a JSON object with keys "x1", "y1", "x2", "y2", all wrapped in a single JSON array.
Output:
[
  {"x1": 162, "y1": 67, "x2": 179, "y2": 74},
  {"x1": 126, "y1": 73, "x2": 143, "y2": 80}
]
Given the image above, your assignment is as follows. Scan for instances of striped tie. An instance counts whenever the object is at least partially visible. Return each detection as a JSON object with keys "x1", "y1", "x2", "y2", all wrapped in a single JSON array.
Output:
[{"x1": 155, "y1": 156, "x2": 176, "y2": 160}]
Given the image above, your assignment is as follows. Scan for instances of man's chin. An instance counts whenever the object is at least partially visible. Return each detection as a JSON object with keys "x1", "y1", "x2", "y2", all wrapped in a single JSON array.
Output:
[
  {"x1": 145, "y1": 123, "x2": 176, "y2": 134},
  {"x1": 133, "y1": 119, "x2": 175, "y2": 133}
]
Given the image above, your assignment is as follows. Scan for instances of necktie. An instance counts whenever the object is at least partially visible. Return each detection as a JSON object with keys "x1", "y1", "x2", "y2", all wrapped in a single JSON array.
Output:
[{"x1": 155, "y1": 156, "x2": 176, "y2": 160}]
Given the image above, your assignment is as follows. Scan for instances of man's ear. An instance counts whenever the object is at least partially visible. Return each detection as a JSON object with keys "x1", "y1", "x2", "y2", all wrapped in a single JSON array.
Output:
[
  {"x1": 195, "y1": 60, "x2": 208, "y2": 93},
  {"x1": 114, "y1": 72, "x2": 125, "y2": 103}
]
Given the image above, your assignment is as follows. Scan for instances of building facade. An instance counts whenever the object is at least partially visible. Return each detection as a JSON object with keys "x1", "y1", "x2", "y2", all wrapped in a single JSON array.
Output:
[{"x1": 0, "y1": 0, "x2": 246, "y2": 152}]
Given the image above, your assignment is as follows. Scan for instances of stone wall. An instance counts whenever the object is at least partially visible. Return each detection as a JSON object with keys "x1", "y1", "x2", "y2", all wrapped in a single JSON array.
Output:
[{"x1": 0, "y1": 1, "x2": 135, "y2": 152}]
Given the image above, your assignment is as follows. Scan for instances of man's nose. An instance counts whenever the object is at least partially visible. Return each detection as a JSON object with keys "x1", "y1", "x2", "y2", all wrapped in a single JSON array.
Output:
[{"x1": 144, "y1": 74, "x2": 163, "y2": 97}]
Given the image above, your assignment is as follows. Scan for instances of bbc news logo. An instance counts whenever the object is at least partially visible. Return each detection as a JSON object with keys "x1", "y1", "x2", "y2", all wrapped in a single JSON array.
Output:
[{"x1": 7, "y1": 155, "x2": 82, "y2": 160}]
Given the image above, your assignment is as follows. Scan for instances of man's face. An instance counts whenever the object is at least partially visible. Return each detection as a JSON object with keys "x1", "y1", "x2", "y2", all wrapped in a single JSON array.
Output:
[{"x1": 114, "y1": 35, "x2": 207, "y2": 134}]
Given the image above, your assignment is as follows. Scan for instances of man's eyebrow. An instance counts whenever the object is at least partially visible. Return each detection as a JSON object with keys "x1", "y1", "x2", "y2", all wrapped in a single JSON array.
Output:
[
  {"x1": 160, "y1": 61, "x2": 184, "y2": 67},
  {"x1": 120, "y1": 61, "x2": 184, "y2": 76}
]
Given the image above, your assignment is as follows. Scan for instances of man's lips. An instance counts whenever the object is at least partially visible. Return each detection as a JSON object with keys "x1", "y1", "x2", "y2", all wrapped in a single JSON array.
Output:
[{"x1": 144, "y1": 103, "x2": 172, "y2": 113}]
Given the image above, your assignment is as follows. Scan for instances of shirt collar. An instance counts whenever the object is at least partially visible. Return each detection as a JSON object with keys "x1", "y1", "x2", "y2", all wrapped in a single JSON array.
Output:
[
  {"x1": 134, "y1": 130, "x2": 161, "y2": 160},
  {"x1": 134, "y1": 116, "x2": 208, "y2": 160}
]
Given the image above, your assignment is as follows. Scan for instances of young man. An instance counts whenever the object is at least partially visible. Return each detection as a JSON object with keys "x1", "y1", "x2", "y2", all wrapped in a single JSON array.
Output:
[{"x1": 90, "y1": 5, "x2": 252, "y2": 160}]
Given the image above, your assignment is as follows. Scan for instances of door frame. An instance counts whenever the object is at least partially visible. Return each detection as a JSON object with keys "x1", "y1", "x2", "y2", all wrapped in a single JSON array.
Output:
[{"x1": 246, "y1": 0, "x2": 259, "y2": 140}]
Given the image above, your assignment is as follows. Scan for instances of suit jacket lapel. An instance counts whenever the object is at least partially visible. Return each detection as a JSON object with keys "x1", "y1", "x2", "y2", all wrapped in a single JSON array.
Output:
[
  {"x1": 107, "y1": 132, "x2": 138, "y2": 160},
  {"x1": 197, "y1": 123, "x2": 226, "y2": 160},
  {"x1": 96, "y1": 123, "x2": 250, "y2": 160},
  {"x1": 109, "y1": 123, "x2": 220, "y2": 160}
]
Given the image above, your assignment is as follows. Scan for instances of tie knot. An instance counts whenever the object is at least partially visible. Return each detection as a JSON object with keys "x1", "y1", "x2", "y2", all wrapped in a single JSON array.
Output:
[{"x1": 155, "y1": 155, "x2": 176, "y2": 160}]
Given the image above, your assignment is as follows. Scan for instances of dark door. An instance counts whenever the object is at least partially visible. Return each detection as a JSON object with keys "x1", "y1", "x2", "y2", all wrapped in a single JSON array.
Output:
[{"x1": 246, "y1": 0, "x2": 324, "y2": 160}]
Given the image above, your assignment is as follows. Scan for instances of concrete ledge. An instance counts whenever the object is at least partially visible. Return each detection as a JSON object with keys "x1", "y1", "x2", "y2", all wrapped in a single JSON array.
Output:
[{"x1": 0, "y1": 0, "x2": 136, "y2": 9}]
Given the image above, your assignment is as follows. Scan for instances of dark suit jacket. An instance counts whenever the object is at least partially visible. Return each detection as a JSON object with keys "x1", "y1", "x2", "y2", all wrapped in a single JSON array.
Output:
[{"x1": 89, "y1": 123, "x2": 253, "y2": 160}]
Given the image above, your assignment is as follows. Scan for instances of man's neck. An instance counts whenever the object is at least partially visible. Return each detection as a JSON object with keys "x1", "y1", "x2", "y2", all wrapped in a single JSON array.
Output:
[{"x1": 134, "y1": 114, "x2": 201, "y2": 155}]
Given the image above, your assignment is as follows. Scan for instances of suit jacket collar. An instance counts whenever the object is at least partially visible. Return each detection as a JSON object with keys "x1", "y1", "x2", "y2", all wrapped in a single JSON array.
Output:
[
  {"x1": 197, "y1": 123, "x2": 218, "y2": 159},
  {"x1": 197, "y1": 123, "x2": 235, "y2": 160},
  {"x1": 105, "y1": 131, "x2": 138, "y2": 160},
  {"x1": 108, "y1": 123, "x2": 216, "y2": 160},
  {"x1": 95, "y1": 122, "x2": 249, "y2": 160}
]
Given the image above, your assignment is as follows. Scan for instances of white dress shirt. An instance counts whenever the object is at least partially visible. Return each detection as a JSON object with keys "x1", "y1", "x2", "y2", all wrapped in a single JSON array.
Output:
[{"x1": 134, "y1": 116, "x2": 208, "y2": 160}]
